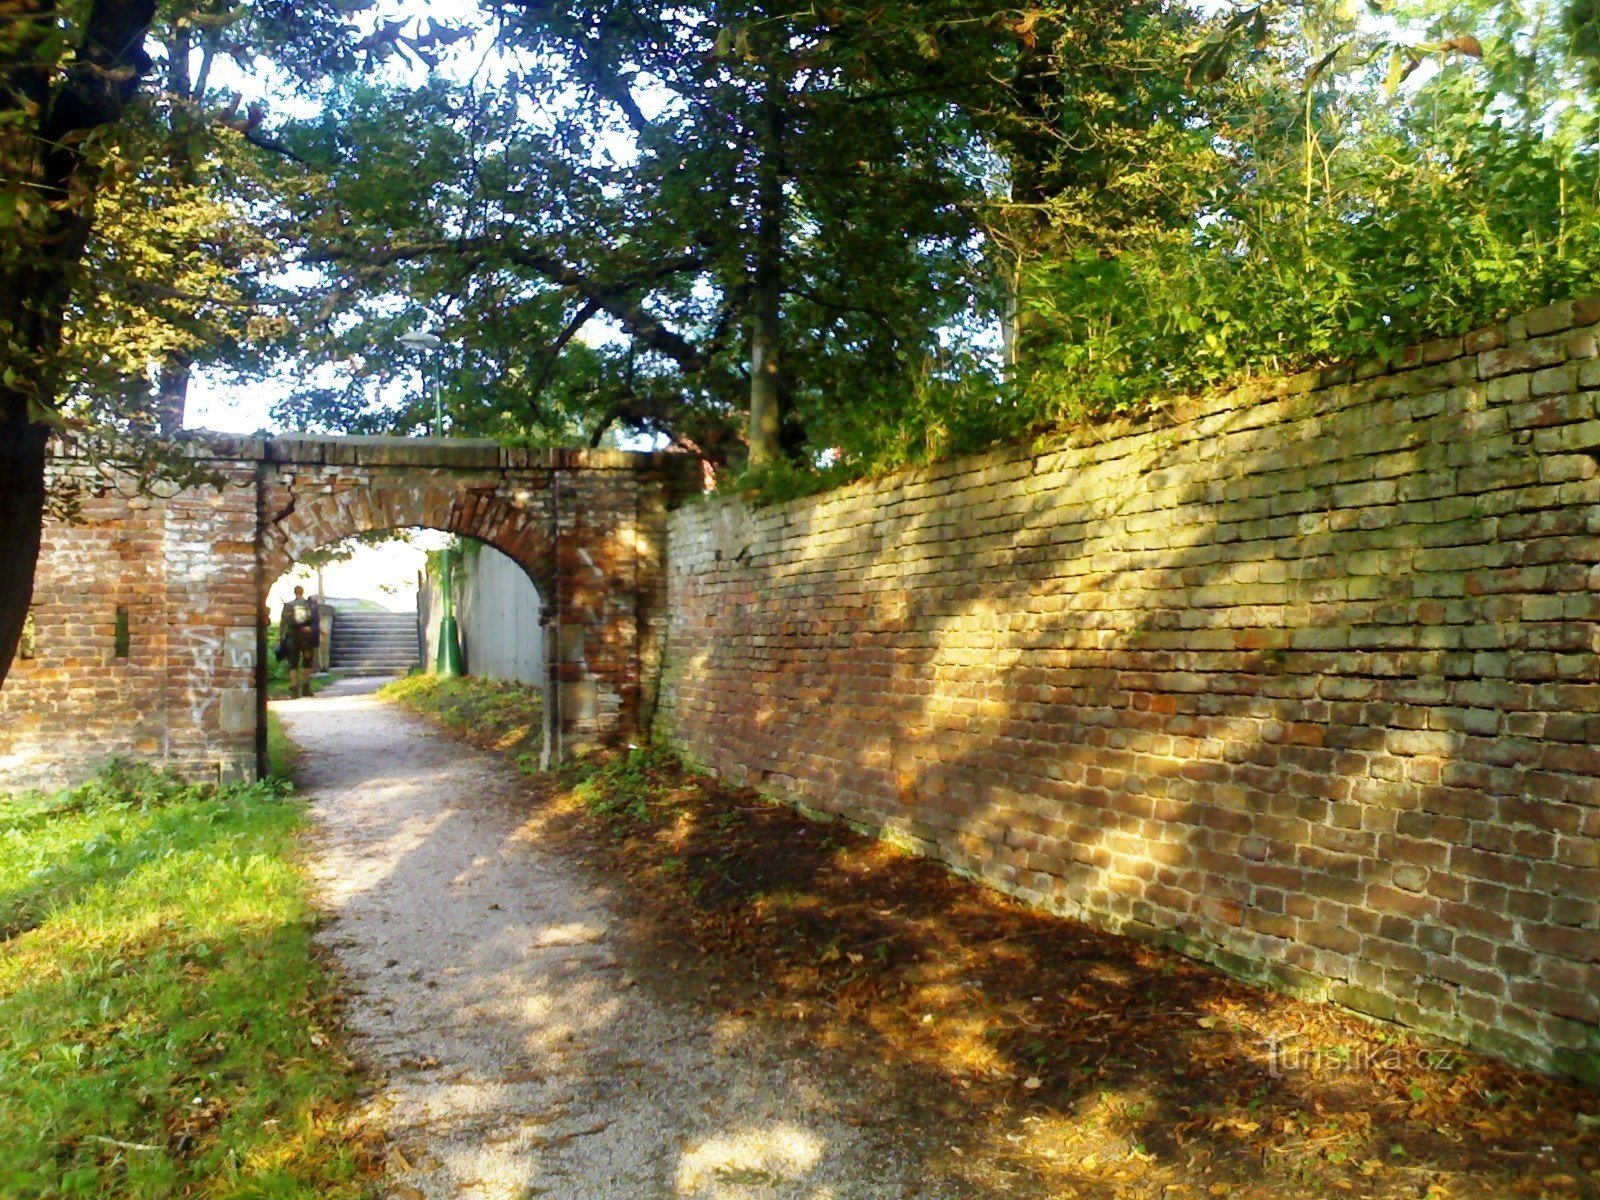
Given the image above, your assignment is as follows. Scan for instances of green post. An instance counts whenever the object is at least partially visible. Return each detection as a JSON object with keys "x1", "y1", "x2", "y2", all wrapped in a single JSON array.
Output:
[
  {"x1": 436, "y1": 545, "x2": 463, "y2": 677},
  {"x1": 402, "y1": 328, "x2": 466, "y2": 679}
]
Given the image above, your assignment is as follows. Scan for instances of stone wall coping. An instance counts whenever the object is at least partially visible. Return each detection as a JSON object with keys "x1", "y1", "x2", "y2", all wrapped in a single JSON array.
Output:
[{"x1": 169, "y1": 431, "x2": 698, "y2": 475}]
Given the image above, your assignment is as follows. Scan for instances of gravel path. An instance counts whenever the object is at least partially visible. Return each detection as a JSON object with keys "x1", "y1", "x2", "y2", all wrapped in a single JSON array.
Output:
[{"x1": 278, "y1": 680, "x2": 950, "y2": 1200}]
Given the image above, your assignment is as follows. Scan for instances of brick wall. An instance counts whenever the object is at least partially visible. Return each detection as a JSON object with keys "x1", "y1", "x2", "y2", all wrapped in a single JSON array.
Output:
[
  {"x1": 658, "y1": 298, "x2": 1600, "y2": 1079},
  {"x1": 1, "y1": 438, "x2": 700, "y2": 788},
  {"x1": 0, "y1": 444, "x2": 261, "y2": 789}
]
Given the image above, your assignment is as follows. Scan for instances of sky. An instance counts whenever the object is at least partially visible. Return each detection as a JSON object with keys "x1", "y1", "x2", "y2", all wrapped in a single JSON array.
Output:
[
  {"x1": 267, "y1": 533, "x2": 448, "y2": 612},
  {"x1": 183, "y1": 0, "x2": 519, "y2": 436}
]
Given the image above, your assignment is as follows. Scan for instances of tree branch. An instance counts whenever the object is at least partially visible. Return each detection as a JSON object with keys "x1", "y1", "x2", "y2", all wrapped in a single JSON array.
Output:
[
  {"x1": 310, "y1": 234, "x2": 713, "y2": 374},
  {"x1": 529, "y1": 295, "x2": 601, "y2": 395},
  {"x1": 242, "y1": 127, "x2": 307, "y2": 164}
]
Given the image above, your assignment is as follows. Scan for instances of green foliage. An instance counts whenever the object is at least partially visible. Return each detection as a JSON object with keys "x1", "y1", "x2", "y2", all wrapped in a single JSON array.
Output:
[
  {"x1": 57, "y1": 123, "x2": 284, "y2": 425},
  {"x1": 277, "y1": 2, "x2": 1040, "y2": 464},
  {"x1": 725, "y1": 455, "x2": 863, "y2": 506},
  {"x1": 567, "y1": 747, "x2": 671, "y2": 825},
  {"x1": 266, "y1": 710, "x2": 299, "y2": 780},
  {"x1": 380, "y1": 674, "x2": 544, "y2": 762},
  {"x1": 1016, "y1": 0, "x2": 1600, "y2": 425},
  {"x1": 0, "y1": 765, "x2": 370, "y2": 1198},
  {"x1": 18, "y1": 0, "x2": 1600, "y2": 506}
]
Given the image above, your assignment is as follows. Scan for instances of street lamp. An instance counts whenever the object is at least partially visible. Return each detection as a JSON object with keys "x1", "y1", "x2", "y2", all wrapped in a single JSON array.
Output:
[
  {"x1": 398, "y1": 330, "x2": 444, "y2": 435},
  {"x1": 400, "y1": 328, "x2": 463, "y2": 677}
]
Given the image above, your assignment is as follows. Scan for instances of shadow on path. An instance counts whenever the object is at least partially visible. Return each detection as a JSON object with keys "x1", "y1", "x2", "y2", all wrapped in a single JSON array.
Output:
[{"x1": 277, "y1": 687, "x2": 979, "y2": 1200}]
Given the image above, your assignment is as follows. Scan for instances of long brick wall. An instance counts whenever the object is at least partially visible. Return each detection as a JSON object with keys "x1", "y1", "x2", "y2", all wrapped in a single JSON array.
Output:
[{"x1": 658, "y1": 298, "x2": 1600, "y2": 1079}]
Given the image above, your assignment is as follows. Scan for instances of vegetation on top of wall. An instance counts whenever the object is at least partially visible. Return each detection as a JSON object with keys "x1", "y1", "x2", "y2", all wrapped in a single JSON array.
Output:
[
  {"x1": 1016, "y1": 90, "x2": 1600, "y2": 428},
  {"x1": 725, "y1": 0, "x2": 1600, "y2": 501}
]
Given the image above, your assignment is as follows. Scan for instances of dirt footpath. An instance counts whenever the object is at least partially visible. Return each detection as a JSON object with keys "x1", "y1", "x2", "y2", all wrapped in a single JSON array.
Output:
[{"x1": 277, "y1": 681, "x2": 955, "y2": 1200}]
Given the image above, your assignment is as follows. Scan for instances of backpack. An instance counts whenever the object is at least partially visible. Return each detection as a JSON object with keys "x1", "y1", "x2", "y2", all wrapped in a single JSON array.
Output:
[{"x1": 288, "y1": 599, "x2": 313, "y2": 628}]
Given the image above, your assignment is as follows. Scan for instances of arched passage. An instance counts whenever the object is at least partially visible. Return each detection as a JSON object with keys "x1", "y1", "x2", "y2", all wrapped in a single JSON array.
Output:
[
  {"x1": 262, "y1": 483, "x2": 556, "y2": 601},
  {"x1": 0, "y1": 435, "x2": 699, "y2": 789},
  {"x1": 271, "y1": 526, "x2": 552, "y2": 762}
]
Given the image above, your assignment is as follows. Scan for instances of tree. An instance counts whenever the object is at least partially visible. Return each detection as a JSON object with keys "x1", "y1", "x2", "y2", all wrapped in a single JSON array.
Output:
[
  {"x1": 281, "y1": 2, "x2": 1026, "y2": 470},
  {"x1": 0, "y1": 2, "x2": 466, "y2": 690},
  {"x1": 275, "y1": 1, "x2": 1211, "y2": 480},
  {"x1": 1, "y1": 1, "x2": 161, "y2": 691},
  {"x1": 1016, "y1": 0, "x2": 1600, "y2": 420}
]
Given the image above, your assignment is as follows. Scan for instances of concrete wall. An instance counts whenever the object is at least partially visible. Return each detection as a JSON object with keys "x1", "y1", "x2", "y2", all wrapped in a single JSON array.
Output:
[
  {"x1": 658, "y1": 297, "x2": 1600, "y2": 1079},
  {"x1": 421, "y1": 541, "x2": 545, "y2": 685}
]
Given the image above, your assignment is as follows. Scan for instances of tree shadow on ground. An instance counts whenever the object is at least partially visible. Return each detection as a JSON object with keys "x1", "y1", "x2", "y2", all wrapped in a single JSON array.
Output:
[
  {"x1": 633, "y1": 356, "x2": 1600, "y2": 1196},
  {"x1": 500, "y1": 749, "x2": 1600, "y2": 1200}
]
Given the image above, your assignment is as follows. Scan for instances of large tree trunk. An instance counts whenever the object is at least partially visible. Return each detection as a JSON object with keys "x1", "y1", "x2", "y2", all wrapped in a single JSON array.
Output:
[
  {"x1": 746, "y1": 82, "x2": 786, "y2": 467},
  {"x1": 0, "y1": 0, "x2": 158, "y2": 689},
  {"x1": 0, "y1": 402, "x2": 47, "y2": 690},
  {"x1": 157, "y1": 354, "x2": 193, "y2": 436},
  {"x1": 0, "y1": 189, "x2": 93, "y2": 692}
]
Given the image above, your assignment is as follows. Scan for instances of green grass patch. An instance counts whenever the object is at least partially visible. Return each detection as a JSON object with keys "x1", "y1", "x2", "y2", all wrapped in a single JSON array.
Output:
[
  {"x1": 0, "y1": 762, "x2": 375, "y2": 1198},
  {"x1": 379, "y1": 675, "x2": 543, "y2": 768},
  {"x1": 383, "y1": 676, "x2": 661, "y2": 820},
  {"x1": 266, "y1": 710, "x2": 297, "y2": 781},
  {"x1": 565, "y1": 747, "x2": 670, "y2": 825}
]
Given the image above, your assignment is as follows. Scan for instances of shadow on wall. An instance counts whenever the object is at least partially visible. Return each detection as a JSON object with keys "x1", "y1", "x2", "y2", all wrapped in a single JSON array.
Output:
[
  {"x1": 658, "y1": 302, "x2": 1600, "y2": 1080},
  {"x1": 265, "y1": 672, "x2": 1600, "y2": 1200}
]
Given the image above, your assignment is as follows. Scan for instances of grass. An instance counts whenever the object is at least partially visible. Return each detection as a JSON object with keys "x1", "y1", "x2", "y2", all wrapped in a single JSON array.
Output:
[
  {"x1": 379, "y1": 674, "x2": 543, "y2": 770},
  {"x1": 266, "y1": 711, "x2": 297, "y2": 780},
  {"x1": 0, "y1": 762, "x2": 377, "y2": 1199},
  {"x1": 388, "y1": 674, "x2": 1600, "y2": 1200}
]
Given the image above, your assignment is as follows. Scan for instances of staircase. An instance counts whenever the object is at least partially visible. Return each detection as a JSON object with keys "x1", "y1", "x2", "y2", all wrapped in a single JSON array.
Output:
[{"x1": 328, "y1": 611, "x2": 420, "y2": 677}]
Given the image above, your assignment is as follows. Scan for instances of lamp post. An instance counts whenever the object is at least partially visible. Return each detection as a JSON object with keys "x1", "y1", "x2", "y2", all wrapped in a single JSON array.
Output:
[
  {"x1": 399, "y1": 329, "x2": 463, "y2": 678},
  {"x1": 398, "y1": 330, "x2": 443, "y2": 434}
]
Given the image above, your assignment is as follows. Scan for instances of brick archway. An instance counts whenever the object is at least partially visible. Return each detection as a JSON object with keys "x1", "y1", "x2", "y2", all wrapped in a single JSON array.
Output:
[
  {"x1": 0, "y1": 435, "x2": 699, "y2": 788},
  {"x1": 263, "y1": 478, "x2": 557, "y2": 600}
]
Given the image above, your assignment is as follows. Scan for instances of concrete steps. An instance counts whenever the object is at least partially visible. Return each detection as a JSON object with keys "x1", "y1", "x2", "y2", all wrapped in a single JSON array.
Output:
[{"x1": 329, "y1": 611, "x2": 419, "y2": 676}]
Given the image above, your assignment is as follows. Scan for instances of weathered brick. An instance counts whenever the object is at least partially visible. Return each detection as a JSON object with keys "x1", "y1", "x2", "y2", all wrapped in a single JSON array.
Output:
[
  {"x1": 1479, "y1": 338, "x2": 1566, "y2": 379},
  {"x1": 1525, "y1": 300, "x2": 1577, "y2": 337},
  {"x1": 1465, "y1": 324, "x2": 1507, "y2": 354},
  {"x1": 3, "y1": 435, "x2": 686, "y2": 787},
  {"x1": 1522, "y1": 926, "x2": 1600, "y2": 963}
]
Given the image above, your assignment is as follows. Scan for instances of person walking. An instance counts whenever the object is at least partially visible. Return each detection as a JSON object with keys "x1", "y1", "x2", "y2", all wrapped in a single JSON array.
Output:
[{"x1": 278, "y1": 585, "x2": 321, "y2": 698}]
